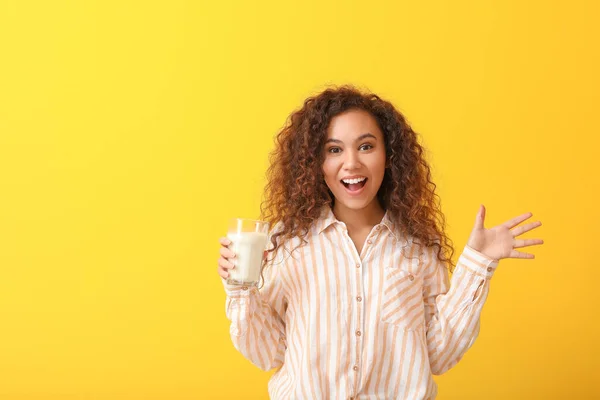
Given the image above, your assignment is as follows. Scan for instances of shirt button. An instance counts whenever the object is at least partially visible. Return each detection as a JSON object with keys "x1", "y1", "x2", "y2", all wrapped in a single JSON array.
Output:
[
  {"x1": 356, "y1": 296, "x2": 362, "y2": 302},
  {"x1": 367, "y1": 240, "x2": 372, "y2": 245},
  {"x1": 353, "y1": 365, "x2": 359, "y2": 371},
  {"x1": 376, "y1": 226, "x2": 381, "y2": 230},
  {"x1": 408, "y1": 275, "x2": 414, "y2": 281},
  {"x1": 356, "y1": 263, "x2": 361, "y2": 268},
  {"x1": 356, "y1": 330, "x2": 362, "y2": 336},
  {"x1": 487, "y1": 267, "x2": 493, "y2": 272},
  {"x1": 241, "y1": 286, "x2": 248, "y2": 290}
]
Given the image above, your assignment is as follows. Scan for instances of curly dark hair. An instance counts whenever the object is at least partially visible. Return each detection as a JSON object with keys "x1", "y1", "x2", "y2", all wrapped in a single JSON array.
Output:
[{"x1": 259, "y1": 84, "x2": 455, "y2": 273}]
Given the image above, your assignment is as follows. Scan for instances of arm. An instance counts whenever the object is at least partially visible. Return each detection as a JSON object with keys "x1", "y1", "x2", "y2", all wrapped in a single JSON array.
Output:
[
  {"x1": 424, "y1": 205, "x2": 544, "y2": 374},
  {"x1": 223, "y1": 245, "x2": 287, "y2": 371},
  {"x1": 422, "y1": 244, "x2": 499, "y2": 375}
]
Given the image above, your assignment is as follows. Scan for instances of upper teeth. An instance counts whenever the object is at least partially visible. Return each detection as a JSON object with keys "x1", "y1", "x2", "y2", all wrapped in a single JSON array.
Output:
[{"x1": 342, "y1": 177, "x2": 366, "y2": 184}]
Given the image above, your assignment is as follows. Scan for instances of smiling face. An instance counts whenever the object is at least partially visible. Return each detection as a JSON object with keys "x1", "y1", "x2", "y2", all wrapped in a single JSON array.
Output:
[{"x1": 322, "y1": 108, "x2": 387, "y2": 215}]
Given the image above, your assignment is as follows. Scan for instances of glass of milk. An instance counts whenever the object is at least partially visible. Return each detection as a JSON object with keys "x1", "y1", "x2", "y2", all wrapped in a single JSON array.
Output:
[{"x1": 226, "y1": 218, "x2": 270, "y2": 287}]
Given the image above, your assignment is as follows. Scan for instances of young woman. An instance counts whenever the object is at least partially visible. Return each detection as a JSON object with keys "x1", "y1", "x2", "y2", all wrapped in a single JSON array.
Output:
[{"x1": 217, "y1": 85, "x2": 543, "y2": 399}]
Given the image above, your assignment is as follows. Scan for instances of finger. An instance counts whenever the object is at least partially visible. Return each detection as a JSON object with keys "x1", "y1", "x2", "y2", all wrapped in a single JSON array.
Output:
[
  {"x1": 218, "y1": 257, "x2": 235, "y2": 270},
  {"x1": 219, "y1": 237, "x2": 232, "y2": 246},
  {"x1": 511, "y1": 221, "x2": 542, "y2": 236},
  {"x1": 474, "y1": 204, "x2": 485, "y2": 229},
  {"x1": 217, "y1": 266, "x2": 229, "y2": 279},
  {"x1": 513, "y1": 238, "x2": 544, "y2": 248},
  {"x1": 502, "y1": 212, "x2": 533, "y2": 229},
  {"x1": 263, "y1": 250, "x2": 268, "y2": 260},
  {"x1": 219, "y1": 246, "x2": 236, "y2": 259},
  {"x1": 510, "y1": 249, "x2": 535, "y2": 259}
]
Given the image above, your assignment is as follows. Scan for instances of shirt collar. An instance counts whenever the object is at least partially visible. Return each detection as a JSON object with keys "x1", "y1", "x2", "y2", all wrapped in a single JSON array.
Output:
[{"x1": 316, "y1": 205, "x2": 405, "y2": 244}]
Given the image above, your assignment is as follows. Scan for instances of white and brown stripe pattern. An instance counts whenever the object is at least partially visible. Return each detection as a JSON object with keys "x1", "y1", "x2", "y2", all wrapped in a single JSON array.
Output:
[{"x1": 224, "y1": 206, "x2": 499, "y2": 399}]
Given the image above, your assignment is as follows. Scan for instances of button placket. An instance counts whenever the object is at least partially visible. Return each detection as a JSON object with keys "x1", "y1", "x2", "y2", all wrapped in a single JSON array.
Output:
[
  {"x1": 352, "y1": 254, "x2": 364, "y2": 396},
  {"x1": 338, "y1": 223, "x2": 365, "y2": 397}
]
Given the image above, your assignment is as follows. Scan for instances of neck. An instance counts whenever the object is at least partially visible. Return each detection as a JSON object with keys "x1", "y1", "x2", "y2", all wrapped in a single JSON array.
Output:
[{"x1": 332, "y1": 199, "x2": 385, "y2": 232}]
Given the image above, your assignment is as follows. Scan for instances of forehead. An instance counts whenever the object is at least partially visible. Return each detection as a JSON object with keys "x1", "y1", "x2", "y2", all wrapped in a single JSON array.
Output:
[{"x1": 326, "y1": 108, "x2": 383, "y2": 140}]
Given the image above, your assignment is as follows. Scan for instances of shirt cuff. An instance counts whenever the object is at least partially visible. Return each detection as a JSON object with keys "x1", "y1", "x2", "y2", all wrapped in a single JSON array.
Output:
[
  {"x1": 458, "y1": 245, "x2": 500, "y2": 280},
  {"x1": 221, "y1": 278, "x2": 256, "y2": 298}
]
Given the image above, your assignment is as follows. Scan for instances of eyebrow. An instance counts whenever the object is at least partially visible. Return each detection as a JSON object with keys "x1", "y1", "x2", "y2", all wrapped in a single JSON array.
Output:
[{"x1": 325, "y1": 133, "x2": 377, "y2": 144}]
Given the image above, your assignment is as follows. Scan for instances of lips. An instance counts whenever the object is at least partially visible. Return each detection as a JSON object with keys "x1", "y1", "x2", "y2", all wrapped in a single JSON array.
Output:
[{"x1": 341, "y1": 178, "x2": 368, "y2": 195}]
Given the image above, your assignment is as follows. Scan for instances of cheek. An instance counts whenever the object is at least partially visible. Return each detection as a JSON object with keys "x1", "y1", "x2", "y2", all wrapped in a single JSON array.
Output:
[
  {"x1": 322, "y1": 170, "x2": 340, "y2": 191},
  {"x1": 372, "y1": 153, "x2": 387, "y2": 175},
  {"x1": 322, "y1": 161, "x2": 335, "y2": 181}
]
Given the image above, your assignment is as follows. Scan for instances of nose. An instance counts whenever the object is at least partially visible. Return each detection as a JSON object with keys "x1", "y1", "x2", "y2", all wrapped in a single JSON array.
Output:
[{"x1": 343, "y1": 150, "x2": 362, "y2": 170}]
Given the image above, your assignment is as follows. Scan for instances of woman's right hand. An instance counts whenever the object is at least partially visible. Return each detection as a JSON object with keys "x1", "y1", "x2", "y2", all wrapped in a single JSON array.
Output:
[
  {"x1": 217, "y1": 237, "x2": 236, "y2": 280},
  {"x1": 217, "y1": 236, "x2": 269, "y2": 281}
]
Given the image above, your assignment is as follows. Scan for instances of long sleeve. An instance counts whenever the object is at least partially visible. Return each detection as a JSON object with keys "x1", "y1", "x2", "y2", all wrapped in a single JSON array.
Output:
[
  {"x1": 223, "y1": 247, "x2": 288, "y2": 371},
  {"x1": 422, "y1": 244, "x2": 499, "y2": 375}
]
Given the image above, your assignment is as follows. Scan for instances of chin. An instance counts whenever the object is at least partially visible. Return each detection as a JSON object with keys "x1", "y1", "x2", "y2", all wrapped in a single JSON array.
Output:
[{"x1": 334, "y1": 196, "x2": 376, "y2": 211}]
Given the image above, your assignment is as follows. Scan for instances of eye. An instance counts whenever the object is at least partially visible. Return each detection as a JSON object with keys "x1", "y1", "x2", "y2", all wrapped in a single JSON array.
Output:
[
  {"x1": 359, "y1": 144, "x2": 373, "y2": 151},
  {"x1": 327, "y1": 147, "x2": 341, "y2": 154}
]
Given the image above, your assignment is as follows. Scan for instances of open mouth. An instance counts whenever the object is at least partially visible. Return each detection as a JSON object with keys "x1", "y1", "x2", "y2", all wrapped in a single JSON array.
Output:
[{"x1": 341, "y1": 178, "x2": 368, "y2": 193}]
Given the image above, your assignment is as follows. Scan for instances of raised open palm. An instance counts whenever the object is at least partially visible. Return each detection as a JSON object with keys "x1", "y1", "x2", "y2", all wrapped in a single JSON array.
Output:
[{"x1": 467, "y1": 205, "x2": 544, "y2": 261}]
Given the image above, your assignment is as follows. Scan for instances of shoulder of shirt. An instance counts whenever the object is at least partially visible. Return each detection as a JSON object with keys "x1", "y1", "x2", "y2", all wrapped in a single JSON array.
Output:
[
  {"x1": 402, "y1": 235, "x2": 441, "y2": 260},
  {"x1": 264, "y1": 221, "x2": 301, "y2": 268}
]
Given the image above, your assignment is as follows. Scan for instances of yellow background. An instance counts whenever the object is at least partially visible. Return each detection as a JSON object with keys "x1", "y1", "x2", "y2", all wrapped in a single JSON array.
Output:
[{"x1": 0, "y1": 0, "x2": 598, "y2": 398}]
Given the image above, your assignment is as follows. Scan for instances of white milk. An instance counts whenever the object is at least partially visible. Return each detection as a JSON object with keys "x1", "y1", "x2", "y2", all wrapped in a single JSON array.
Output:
[{"x1": 227, "y1": 231, "x2": 268, "y2": 285}]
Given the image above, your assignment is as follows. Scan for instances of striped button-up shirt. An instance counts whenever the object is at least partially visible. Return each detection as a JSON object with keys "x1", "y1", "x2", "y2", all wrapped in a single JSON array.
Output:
[{"x1": 224, "y1": 206, "x2": 499, "y2": 399}]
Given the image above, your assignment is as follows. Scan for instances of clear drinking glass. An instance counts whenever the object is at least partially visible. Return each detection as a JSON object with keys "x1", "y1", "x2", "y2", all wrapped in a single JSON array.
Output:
[{"x1": 226, "y1": 218, "x2": 270, "y2": 286}]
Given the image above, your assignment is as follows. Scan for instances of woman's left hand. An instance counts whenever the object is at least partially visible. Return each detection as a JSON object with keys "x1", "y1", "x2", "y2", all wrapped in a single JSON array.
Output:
[{"x1": 467, "y1": 205, "x2": 544, "y2": 261}]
